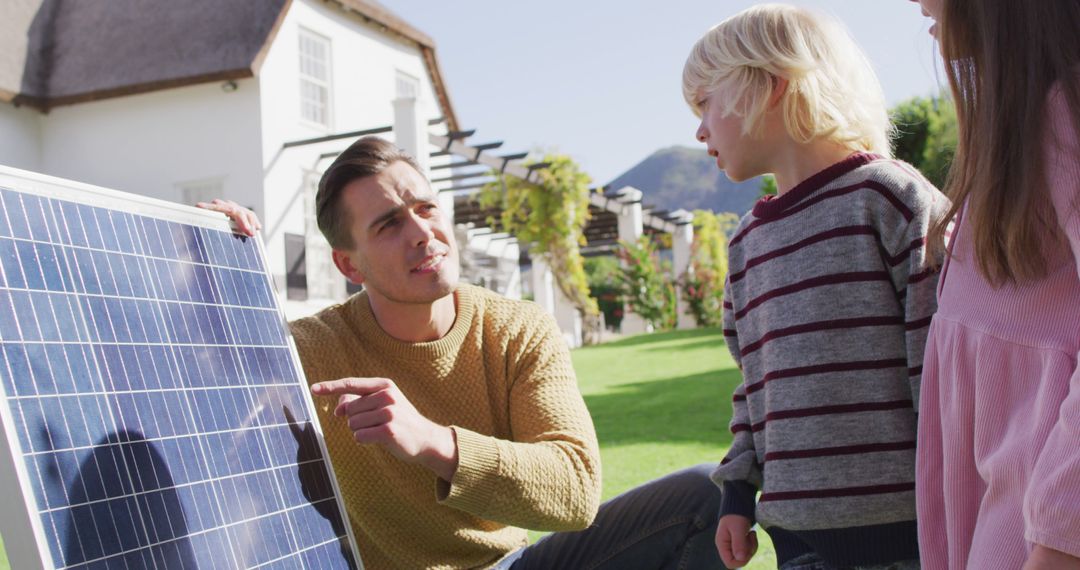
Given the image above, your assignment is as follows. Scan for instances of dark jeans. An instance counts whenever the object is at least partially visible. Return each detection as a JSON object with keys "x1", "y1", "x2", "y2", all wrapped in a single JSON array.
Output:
[
  {"x1": 779, "y1": 552, "x2": 920, "y2": 570},
  {"x1": 507, "y1": 464, "x2": 726, "y2": 570}
]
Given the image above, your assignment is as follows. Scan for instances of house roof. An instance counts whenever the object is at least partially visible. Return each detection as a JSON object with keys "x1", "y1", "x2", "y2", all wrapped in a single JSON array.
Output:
[{"x1": 0, "y1": 0, "x2": 459, "y2": 130}]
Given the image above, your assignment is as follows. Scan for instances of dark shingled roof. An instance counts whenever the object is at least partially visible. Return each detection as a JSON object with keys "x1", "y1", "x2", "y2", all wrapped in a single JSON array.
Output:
[{"x1": 1, "y1": 0, "x2": 458, "y2": 130}]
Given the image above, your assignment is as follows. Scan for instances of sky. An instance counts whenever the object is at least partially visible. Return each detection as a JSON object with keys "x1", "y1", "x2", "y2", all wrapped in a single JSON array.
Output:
[{"x1": 388, "y1": 1, "x2": 943, "y2": 185}]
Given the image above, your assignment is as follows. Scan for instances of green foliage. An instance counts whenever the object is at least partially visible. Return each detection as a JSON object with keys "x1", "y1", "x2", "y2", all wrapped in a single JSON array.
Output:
[
  {"x1": 680, "y1": 211, "x2": 740, "y2": 327},
  {"x1": 477, "y1": 154, "x2": 601, "y2": 341},
  {"x1": 891, "y1": 97, "x2": 933, "y2": 165},
  {"x1": 759, "y1": 174, "x2": 777, "y2": 197},
  {"x1": 615, "y1": 236, "x2": 677, "y2": 330},
  {"x1": 922, "y1": 99, "x2": 958, "y2": 187},
  {"x1": 890, "y1": 91, "x2": 958, "y2": 188},
  {"x1": 584, "y1": 256, "x2": 624, "y2": 330}
]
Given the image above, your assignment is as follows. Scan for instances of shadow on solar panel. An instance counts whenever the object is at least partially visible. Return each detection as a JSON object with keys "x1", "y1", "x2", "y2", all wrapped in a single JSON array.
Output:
[{"x1": 0, "y1": 166, "x2": 363, "y2": 569}]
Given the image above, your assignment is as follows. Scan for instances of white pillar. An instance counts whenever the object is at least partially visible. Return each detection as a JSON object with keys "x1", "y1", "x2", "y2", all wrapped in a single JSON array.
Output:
[
  {"x1": 531, "y1": 255, "x2": 556, "y2": 315},
  {"x1": 554, "y1": 291, "x2": 583, "y2": 349},
  {"x1": 671, "y1": 210, "x2": 696, "y2": 329},
  {"x1": 393, "y1": 97, "x2": 429, "y2": 174},
  {"x1": 503, "y1": 240, "x2": 523, "y2": 300},
  {"x1": 615, "y1": 187, "x2": 644, "y2": 243},
  {"x1": 614, "y1": 187, "x2": 650, "y2": 335},
  {"x1": 395, "y1": 97, "x2": 456, "y2": 227},
  {"x1": 530, "y1": 255, "x2": 582, "y2": 347}
]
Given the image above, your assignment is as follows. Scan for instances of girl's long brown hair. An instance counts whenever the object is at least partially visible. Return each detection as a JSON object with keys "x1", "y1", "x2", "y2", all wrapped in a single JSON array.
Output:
[{"x1": 931, "y1": 0, "x2": 1080, "y2": 285}]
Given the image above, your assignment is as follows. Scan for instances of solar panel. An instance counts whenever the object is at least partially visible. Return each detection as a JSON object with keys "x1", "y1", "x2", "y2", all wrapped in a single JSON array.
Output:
[{"x1": 0, "y1": 166, "x2": 362, "y2": 570}]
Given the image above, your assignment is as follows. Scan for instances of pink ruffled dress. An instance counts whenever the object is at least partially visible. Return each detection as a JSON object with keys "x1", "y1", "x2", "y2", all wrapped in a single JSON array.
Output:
[{"x1": 916, "y1": 93, "x2": 1080, "y2": 568}]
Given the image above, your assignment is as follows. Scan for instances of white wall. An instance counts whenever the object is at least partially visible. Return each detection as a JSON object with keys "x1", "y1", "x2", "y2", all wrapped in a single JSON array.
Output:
[
  {"x1": 259, "y1": 0, "x2": 445, "y2": 317},
  {"x1": 0, "y1": 0, "x2": 456, "y2": 321},
  {"x1": 265, "y1": 0, "x2": 441, "y2": 143},
  {"x1": 0, "y1": 103, "x2": 42, "y2": 172},
  {"x1": 37, "y1": 81, "x2": 264, "y2": 213}
]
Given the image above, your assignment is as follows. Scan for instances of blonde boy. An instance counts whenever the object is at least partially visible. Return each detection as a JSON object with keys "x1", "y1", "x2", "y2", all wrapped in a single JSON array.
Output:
[{"x1": 683, "y1": 5, "x2": 948, "y2": 569}]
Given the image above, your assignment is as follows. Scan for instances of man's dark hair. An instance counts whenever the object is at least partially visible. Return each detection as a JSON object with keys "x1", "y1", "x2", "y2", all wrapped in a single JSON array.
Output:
[{"x1": 316, "y1": 136, "x2": 423, "y2": 249}]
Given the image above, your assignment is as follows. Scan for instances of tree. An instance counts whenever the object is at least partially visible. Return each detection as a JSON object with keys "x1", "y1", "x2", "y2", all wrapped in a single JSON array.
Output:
[
  {"x1": 584, "y1": 255, "x2": 624, "y2": 331},
  {"x1": 921, "y1": 98, "x2": 958, "y2": 187},
  {"x1": 759, "y1": 174, "x2": 777, "y2": 197},
  {"x1": 680, "y1": 210, "x2": 739, "y2": 327},
  {"x1": 890, "y1": 91, "x2": 958, "y2": 188},
  {"x1": 616, "y1": 236, "x2": 677, "y2": 331},
  {"x1": 891, "y1": 96, "x2": 934, "y2": 168}
]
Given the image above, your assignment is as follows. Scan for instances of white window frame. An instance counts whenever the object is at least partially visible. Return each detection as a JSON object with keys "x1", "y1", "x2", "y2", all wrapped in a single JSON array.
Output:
[
  {"x1": 395, "y1": 70, "x2": 420, "y2": 101},
  {"x1": 302, "y1": 170, "x2": 343, "y2": 300},
  {"x1": 298, "y1": 27, "x2": 333, "y2": 129}
]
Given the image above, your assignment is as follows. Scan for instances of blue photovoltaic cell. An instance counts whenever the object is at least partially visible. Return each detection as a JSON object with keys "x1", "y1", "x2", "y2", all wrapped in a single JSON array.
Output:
[{"x1": 0, "y1": 186, "x2": 359, "y2": 570}]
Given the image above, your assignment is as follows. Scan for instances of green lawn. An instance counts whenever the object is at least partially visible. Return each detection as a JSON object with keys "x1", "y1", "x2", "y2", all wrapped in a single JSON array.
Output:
[
  {"x1": 0, "y1": 328, "x2": 773, "y2": 569},
  {"x1": 564, "y1": 327, "x2": 777, "y2": 568}
]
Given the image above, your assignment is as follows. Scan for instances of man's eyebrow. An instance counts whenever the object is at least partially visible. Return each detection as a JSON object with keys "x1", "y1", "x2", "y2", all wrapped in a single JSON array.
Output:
[
  {"x1": 368, "y1": 205, "x2": 404, "y2": 231},
  {"x1": 366, "y1": 196, "x2": 435, "y2": 231}
]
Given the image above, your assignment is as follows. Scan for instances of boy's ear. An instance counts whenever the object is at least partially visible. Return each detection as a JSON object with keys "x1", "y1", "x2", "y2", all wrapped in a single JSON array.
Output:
[
  {"x1": 332, "y1": 249, "x2": 365, "y2": 285},
  {"x1": 768, "y1": 76, "x2": 789, "y2": 108}
]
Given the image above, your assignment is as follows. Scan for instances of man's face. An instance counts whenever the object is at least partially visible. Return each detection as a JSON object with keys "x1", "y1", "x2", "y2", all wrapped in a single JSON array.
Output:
[{"x1": 333, "y1": 160, "x2": 459, "y2": 306}]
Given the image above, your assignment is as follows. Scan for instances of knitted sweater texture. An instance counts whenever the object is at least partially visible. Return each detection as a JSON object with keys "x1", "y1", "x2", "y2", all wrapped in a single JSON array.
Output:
[
  {"x1": 716, "y1": 153, "x2": 949, "y2": 565},
  {"x1": 289, "y1": 284, "x2": 601, "y2": 570}
]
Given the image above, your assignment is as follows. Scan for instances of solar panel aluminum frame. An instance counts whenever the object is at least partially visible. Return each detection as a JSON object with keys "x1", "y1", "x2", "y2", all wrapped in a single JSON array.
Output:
[{"x1": 0, "y1": 164, "x2": 363, "y2": 570}]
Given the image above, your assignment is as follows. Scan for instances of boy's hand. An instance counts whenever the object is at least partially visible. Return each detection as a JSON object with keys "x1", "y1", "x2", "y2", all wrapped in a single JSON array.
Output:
[
  {"x1": 1022, "y1": 545, "x2": 1080, "y2": 570},
  {"x1": 716, "y1": 514, "x2": 757, "y2": 568}
]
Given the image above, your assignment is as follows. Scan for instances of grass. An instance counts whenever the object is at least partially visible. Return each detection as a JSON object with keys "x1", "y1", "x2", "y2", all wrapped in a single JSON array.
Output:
[
  {"x1": 0, "y1": 328, "x2": 772, "y2": 569},
  {"x1": 558, "y1": 327, "x2": 777, "y2": 569}
]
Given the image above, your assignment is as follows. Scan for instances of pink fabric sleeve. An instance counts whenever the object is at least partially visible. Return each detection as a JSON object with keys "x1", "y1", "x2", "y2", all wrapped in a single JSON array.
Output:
[{"x1": 1023, "y1": 89, "x2": 1080, "y2": 557}]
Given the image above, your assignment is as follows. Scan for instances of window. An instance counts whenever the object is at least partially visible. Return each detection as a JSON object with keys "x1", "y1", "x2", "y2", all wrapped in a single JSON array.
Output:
[
  {"x1": 284, "y1": 233, "x2": 308, "y2": 301},
  {"x1": 395, "y1": 71, "x2": 419, "y2": 100},
  {"x1": 303, "y1": 171, "x2": 340, "y2": 300},
  {"x1": 298, "y1": 28, "x2": 332, "y2": 127}
]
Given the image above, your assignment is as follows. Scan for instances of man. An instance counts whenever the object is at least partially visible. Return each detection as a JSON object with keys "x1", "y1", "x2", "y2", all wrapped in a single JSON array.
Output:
[{"x1": 206, "y1": 136, "x2": 723, "y2": 570}]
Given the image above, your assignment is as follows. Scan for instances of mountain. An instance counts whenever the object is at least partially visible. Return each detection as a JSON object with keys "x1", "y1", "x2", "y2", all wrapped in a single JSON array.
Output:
[{"x1": 606, "y1": 146, "x2": 763, "y2": 215}]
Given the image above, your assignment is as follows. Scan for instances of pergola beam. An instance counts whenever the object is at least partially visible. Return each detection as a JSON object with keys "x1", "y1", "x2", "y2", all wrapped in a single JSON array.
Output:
[
  {"x1": 437, "y1": 181, "x2": 493, "y2": 193},
  {"x1": 430, "y1": 160, "x2": 478, "y2": 171},
  {"x1": 430, "y1": 170, "x2": 491, "y2": 183},
  {"x1": 429, "y1": 132, "x2": 543, "y2": 184},
  {"x1": 282, "y1": 117, "x2": 445, "y2": 149}
]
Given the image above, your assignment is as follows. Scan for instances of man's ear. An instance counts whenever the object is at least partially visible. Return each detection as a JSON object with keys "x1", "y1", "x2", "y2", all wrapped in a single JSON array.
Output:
[
  {"x1": 332, "y1": 249, "x2": 365, "y2": 285},
  {"x1": 767, "y1": 75, "x2": 789, "y2": 108}
]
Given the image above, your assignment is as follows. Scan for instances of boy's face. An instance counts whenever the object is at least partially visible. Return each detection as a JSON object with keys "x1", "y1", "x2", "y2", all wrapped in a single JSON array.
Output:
[{"x1": 694, "y1": 88, "x2": 770, "y2": 182}]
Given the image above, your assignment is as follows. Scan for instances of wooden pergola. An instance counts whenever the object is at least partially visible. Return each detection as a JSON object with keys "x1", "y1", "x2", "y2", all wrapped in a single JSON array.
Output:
[{"x1": 428, "y1": 130, "x2": 693, "y2": 257}]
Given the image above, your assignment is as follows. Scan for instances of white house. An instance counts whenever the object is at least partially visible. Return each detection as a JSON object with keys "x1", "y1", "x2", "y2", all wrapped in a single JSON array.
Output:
[
  {"x1": 0, "y1": 0, "x2": 697, "y2": 345},
  {"x1": 0, "y1": 0, "x2": 528, "y2": 319}
]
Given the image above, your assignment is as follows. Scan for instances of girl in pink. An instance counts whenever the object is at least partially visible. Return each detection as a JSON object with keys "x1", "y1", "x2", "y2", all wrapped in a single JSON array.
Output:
[{"x1": 909, "y1": 1, "x2": 1080, "y2": 568}]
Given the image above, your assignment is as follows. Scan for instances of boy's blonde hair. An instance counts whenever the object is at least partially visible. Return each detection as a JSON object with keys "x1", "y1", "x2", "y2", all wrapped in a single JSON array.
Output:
[{"x1": 682, "y1": 4, "x2": 892, "y2": 157}]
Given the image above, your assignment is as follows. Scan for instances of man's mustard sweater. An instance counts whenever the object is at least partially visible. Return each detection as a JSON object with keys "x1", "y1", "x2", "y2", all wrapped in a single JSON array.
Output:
[{"x1": 289, "y1": 284, "x2": 601, "y2": 570}]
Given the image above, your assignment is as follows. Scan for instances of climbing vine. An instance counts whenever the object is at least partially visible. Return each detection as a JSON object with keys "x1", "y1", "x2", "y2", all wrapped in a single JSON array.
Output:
[
  {"x1": 616, "y1": 236, "x2": 678, "y2": 331},
  {"x1": 679, "y1": 210, "x2": 740, "y2": 327},
  {"x1": 477, "y1": 154, "x2": 601, "y2": 343}
]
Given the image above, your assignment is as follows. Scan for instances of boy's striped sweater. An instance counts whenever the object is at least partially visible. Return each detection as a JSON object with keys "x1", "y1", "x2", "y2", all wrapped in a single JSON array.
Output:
[{"x1": 715, "y1": 153, "x2": 949, "y2": 566}]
